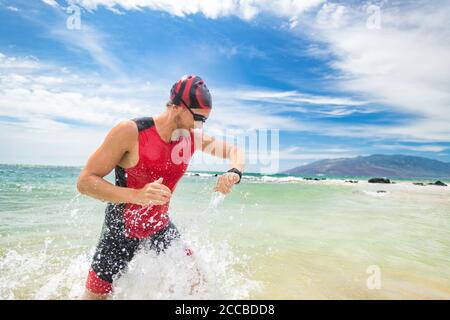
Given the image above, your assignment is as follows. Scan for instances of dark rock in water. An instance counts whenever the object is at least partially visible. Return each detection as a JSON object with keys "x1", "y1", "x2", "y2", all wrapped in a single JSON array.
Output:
[
  {"x1": 313, "y1": 178, "x2": 320, "y2": 181},
  {"x1": 413, "y1": 182, "x2": 425, "y2": 186},
  {"x1": 213, "y1": 174, "x2": 218, "y2": 177},
  {"x1": 345, "y1": 180, "x2": 358, "y2": 183},
  {"x1": 193, "y1": 173, "x2": 200, "y2": 176},
  {"x1": 304, "y1": 177, "x2": 313, "y2": 180},
  {"x1": 376, "y1": 190, "x2": 387, "y2": 193},
  {"x1": 428, "y1": 180, "x2": 447, "y2": 186},
  {"x1": 368, "y1": 177, "x2": 391, "y2": 184}
]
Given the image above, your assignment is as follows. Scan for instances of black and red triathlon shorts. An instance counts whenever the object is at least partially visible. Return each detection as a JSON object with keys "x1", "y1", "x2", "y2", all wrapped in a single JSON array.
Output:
[{"x1": 86, "y1": 203, "x2": 192, "y2": 295}]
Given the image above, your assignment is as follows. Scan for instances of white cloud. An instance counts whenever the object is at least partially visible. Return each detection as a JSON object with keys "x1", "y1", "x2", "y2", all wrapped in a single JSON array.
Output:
[
  {"x1": 278, "y1": 145, "x2": 358, "y2": 161},
  {"x1": 215, "y1": 87, "x2": 380, "y2": 119},
  {"x1": 35, "y1": 1, "x2": 450, "y2": 145},
  {"x1": 0, "y1": 53, "x2": 304, "y2": 165},
  {"x1": 13, "y1": 3, "x2": 122, "y2": 74},
  {"x1": 6, "y1": 6, "x2": 19, "y2": 12},
  {"x1": 2, "y1": 51, "x2": 448, "y2": 170},
  {"x1": 0, "y1": 53, "x2": 168, "y2": 166},
  {"x1": 0, "y1": 53, "x2": 309, "y2": 133},
  {"x1": 0, "y1": 55, "x2": 164, "y2": 126},
  {"x1": 0, "y1": 118, "x2": 106, "y2": 166},
  {"x1": 315, "y1": 107, "x2": 373, "y2": 117},
  {"x1": 46, "y1": 21, "x2": 122, "y2": 74},
  {"x1": 2, "y1": 51, "x2": 380, "y2": 168},
  {"x1": 289, "y1": 16, "x2": 298, "y2": 29},
  {"x1": 375, "y1": 144, "x2": 448, "y2": 153},
  {"x1": 277, "y1": 147, "x2": 380, "y2": 170},
  {"x1": 231, "y1": 88, "x2": 366, "y2": 106},
  {"x1": 41, "y1": 0, "x2": 60, "y2": 8},
  {"x1": 316, "y1": 2, "x2": 346, "y2": 29},
  {"x1": 302, "y1": 1, "x2": 450, "y2": 142},
  {"x1": 2, "y1": 49, "x2": 449, "y2": 168},
  {"x1": 0, "y1": 53, "x2": 41, "y2": 70},
  {"x1": 65, "y1": 0, "x2": 325, "y2": 19}
]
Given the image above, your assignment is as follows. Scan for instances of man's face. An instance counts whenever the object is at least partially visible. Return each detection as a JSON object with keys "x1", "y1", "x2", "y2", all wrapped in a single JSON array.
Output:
[{"x1": 178, "y1": 106, "x2": 211, "y2": 130}]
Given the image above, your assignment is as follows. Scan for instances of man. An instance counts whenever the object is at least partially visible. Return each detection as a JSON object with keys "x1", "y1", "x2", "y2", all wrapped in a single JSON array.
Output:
[{"x1": 77, "y1": 75, "x2": 244, "y2": 299}]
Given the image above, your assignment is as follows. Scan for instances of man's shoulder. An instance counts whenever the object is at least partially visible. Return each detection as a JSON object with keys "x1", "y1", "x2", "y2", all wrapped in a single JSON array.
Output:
[
  {"x1": 109, "y1": 119, "x2": 139, "y2": 146},
  {"x1": 131, "y1": 117, "x2": 155, "y2": 132},
  {"x1": 116, "y1": 119, "x2": 138, "y2": 133}
]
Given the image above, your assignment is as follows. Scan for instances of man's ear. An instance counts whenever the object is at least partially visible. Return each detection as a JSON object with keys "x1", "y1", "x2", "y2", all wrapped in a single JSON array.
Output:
[
  {"x1": 170, "y1": 104, "x2": 186, "y2": 118},
  {"x1": 173, "y1": 104, "x2": 183, "y2": 113},
  {"x1": 167, "y1": 102, "x2": 177, "y2": 111}
]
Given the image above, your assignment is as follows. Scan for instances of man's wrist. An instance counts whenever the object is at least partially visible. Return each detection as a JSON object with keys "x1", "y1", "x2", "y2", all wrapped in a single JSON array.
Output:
[
  {"x1": 126, "y1": 187, "x2": 139, "y2": 204},
  {"x1": 227, "y1": 168, "x2": 242, "y2": 184}
]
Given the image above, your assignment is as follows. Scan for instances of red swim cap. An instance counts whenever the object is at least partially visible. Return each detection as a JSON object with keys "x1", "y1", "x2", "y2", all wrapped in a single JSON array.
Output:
[{"x1": 170, "y1": 75, "x2": 212, "y2": 109}]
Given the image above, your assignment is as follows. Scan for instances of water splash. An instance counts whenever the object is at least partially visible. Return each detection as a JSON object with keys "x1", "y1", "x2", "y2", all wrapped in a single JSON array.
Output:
[
  {"x1": 112, "y1": 234, "x2": 260, "y2": 300},
  {"x1": 0, "y1": 248, "x2": 91, "y2": 300},
  {"x1": 208, "y1": 192, "x2": 226, "y2": 210},
  {"x1": 0, "y1": 168, "x2": 262, "y2": 300},
  {"x1": 0, "y1": 214, "x2": 260, "y2": 300}
]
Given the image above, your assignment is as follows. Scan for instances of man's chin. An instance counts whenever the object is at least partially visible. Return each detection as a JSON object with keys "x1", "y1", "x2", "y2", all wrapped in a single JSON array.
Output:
[{"x1": 177, "y1": 123, "x2": 193, "y2": 131}]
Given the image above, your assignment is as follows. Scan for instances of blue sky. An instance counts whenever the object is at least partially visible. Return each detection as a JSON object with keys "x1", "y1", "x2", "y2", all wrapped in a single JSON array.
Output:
[{"x1": 0, "y1": 0, "x2": 449, "y2": 172}]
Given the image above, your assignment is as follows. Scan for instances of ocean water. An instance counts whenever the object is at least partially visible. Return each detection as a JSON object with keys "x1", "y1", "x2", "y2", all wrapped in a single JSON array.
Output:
[{"x1": 0, "y1": 164, "x2": 449, "y2": 299}]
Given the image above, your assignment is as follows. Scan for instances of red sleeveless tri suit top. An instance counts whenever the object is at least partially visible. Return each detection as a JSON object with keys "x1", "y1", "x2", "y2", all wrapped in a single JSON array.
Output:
[{"x1": 113, "y1": 117, "x2": 195, "y2": 238}]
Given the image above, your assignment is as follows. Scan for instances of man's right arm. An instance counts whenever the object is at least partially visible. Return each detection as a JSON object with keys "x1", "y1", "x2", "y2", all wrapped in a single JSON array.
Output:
[
  {"x1": 76, "y1": 120, "x2": 139, "y2": 204},
  {"x1": 77, "y1": 120, "x2": 172, "y2": 205}
]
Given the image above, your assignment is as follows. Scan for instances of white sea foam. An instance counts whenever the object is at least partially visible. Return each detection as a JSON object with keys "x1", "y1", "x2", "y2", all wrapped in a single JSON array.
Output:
[
  {"x1": 0, "y1": 247, "x2": 91, "y2": 300},
  {"x1": 34, "y1": 253, "x2": 90, "y2": 300},
  {"x1": 185, "y1": 172, "x2": 216, "y2": 178},
  {"x1": 113, "y1": 235, "x2": 259, "y2": 299},
  {"x1": 0, "y1": 232, "x2": 259, "y2": 300},
  {"x1": 361, "y1": 190, "x2": 389, "y2": 197},
  {"x1": 110, "y1": 195, "x2": 260, "y2": 299},
  {"x1": 259, "y1": 176, "x2": 304, "y2": 183}
]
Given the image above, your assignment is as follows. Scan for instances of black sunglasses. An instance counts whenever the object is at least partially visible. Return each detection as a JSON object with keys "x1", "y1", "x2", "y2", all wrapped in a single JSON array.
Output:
[{"x1": 179, "y1": 97, "x2": 208, "y2": 123}]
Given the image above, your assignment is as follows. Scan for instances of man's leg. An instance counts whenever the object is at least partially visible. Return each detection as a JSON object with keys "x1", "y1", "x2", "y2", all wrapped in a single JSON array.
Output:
[
  {"x1": 83, "y1": 268, "x2": 114, "y2": 299},
  {"x1": 83, "y1": 204, "x2": 140, "y2": 299},
  {"x1": 81, "y1": 289, "x2": 109, "y2": 300},
  {"x1": 151, "y1": 223, "x2": 207, "y2": 295}
]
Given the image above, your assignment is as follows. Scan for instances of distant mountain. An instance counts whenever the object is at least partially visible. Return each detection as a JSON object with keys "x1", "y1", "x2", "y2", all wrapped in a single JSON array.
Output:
[{"x1": 284, "y1": 154, "x2": 450, "y2": 179}]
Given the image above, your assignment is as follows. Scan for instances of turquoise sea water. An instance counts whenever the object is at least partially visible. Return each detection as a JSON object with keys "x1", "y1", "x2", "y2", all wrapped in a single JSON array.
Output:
[{"x1": 0, "y1": 164, "x2": 449, "y2": 299}]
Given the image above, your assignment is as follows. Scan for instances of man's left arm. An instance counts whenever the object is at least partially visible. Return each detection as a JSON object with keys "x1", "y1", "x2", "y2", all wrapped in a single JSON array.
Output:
[{"x1": 195, "y1": 131, "x2": 245, "y2": 194}]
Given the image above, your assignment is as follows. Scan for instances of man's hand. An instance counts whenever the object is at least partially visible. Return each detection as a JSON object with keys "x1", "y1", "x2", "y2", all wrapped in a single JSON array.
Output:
[
  {"x1": 132, "y1": 177, "x2": 172, "y2": 206},
  {"x1": 214, "y1": 172, "x2": 240, "y2": 194}
]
